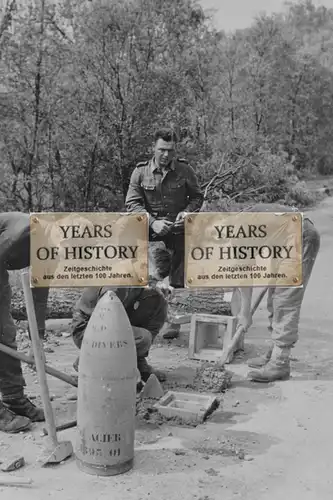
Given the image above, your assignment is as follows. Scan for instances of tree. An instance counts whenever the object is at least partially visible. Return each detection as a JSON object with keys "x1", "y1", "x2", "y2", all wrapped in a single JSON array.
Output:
[{"x1": 0, "y1": 0, "x2": 332, "y2": 213}]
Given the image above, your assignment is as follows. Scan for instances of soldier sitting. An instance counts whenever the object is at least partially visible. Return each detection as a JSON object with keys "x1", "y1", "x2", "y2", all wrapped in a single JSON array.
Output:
[{"x1": 71, "y1": 245, "x2": 172, "y2": 383}]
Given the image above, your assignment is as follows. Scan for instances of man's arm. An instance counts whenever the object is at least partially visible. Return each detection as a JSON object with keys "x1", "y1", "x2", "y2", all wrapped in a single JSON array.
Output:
[
  {"x1": 71, "y1": 287, "x2": 101, "y2": 344},
  {"x1": 184, "y1": 164, "x2": 204, "y2": 213},
  {"x1": 125, "y1": 168, "x2": 157, "y2": 228},
  {"x1": 110, "y1": 287, "x2": 142, "y2": 308},
  {"x1": 111, "y1": 287, "x2": 166, "y2": 339},
  {"x1": 0, "y1": 218, "x2": 30, "y2": 264}
]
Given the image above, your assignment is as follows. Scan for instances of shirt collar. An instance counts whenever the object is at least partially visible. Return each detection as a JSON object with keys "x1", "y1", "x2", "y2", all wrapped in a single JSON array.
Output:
[{"x1": 151, "y1": 157, "x2": 175, "y2": 172}]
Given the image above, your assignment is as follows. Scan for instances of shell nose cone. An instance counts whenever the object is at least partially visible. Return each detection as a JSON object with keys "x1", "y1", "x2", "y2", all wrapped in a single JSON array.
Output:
[
  {"x1": 85, "y1": 291, "x2": 133, "y2": 337},
  {"x1": 78, "y1": 290, "x2": 137, "y2": 377}
]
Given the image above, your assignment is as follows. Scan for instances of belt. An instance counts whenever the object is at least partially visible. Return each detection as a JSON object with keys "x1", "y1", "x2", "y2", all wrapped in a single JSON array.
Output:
[{"x1": 151, "y1": 212, "x2": 177, "y2": 218}]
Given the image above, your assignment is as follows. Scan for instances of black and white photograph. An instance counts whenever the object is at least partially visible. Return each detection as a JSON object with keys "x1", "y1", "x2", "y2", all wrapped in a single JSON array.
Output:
[{"x1": 0, "y1": 0, "x2": 332, "y2": 497}]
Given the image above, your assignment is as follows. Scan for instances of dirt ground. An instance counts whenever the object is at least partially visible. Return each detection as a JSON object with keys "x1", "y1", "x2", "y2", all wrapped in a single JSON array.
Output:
[{"x1": 1, "y1": 195, "x2": 333, "y2": 499}]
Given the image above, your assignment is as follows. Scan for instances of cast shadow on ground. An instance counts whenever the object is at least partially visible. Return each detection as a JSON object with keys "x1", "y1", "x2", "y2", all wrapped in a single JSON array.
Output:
[
  {"x1": 127, "y1": 427, "x2": 280, "y2": 476},
  {"x1": 290, "y1": 358, "x2": 333, "y2": 382},
  {"x1": 207, "y1": 409, "x2": 248, "y2": 425},
  {"x1": 226, "y1": 378, "x2": 271, "y2": 391},
  {"x1": 156, "y1": 330, "x2": 333, "y2": 389},
  {"x1": 228, "y1": 342, "x2": 264, "y2": 365}
]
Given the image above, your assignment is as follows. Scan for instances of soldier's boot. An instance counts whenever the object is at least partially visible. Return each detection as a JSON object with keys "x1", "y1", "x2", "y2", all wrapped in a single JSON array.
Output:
[
  {"x1": 137, "y1": 358, "x2": 167, "y2": 383},
  {"x1": 162, "y1": 322, "x2": 180, "y2": 340},
  {"x1": 3, "y1": 396, "x2": 45, "y2": 422},
  {"x1": 248, "y1": 346, "x2": 291, "y2": 383},
  {"x1": 247, "y1": 344, "x2": 274, "y2": 368},
  {"x1": 0, "y1": 401, "x2": 31, "y2": 433}
]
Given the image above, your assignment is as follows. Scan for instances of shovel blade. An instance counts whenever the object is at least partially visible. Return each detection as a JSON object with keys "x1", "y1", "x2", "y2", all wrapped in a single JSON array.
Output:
[{"x1": 42, "y1": 441, "x2": 73, "y2": 466}]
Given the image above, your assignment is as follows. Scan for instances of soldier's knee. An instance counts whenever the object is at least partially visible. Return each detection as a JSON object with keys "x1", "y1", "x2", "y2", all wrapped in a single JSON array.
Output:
[
  {"x1": 72, "y1": 329, "x2": 84, "y2": 349},
  {"x1": 132, "y1": 326, "x2": 152, "y2": 353}
]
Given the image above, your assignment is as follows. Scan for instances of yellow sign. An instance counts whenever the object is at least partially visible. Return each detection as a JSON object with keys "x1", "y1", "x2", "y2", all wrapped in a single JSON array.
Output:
[
  {"x1": 30, "y1": 212, "x2": 148, "y2": 287},
  {"x1": 184, "y1": 212, "x2": 303, "y2": 288}
]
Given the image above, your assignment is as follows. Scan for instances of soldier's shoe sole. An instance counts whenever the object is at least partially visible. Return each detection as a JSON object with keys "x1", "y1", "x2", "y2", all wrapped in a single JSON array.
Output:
[
  {"x1": 247, "y1": 361, "x2": 269, "y2": 369},
  {"x1": 29, "y1": 413, "x2": 45, "y2": 423},
  {"x1": 0, "y1": 421, "x2": 31, "y2": 434},
  {"x1": 162, "y1": 332, "x2": 180, "y2": 340},
  {"x1": 3, "y1": 403, "x2": 45, "y2": 423},
  {"x1": 248, "y1": 372, "x2": 290, "y2": 383}
]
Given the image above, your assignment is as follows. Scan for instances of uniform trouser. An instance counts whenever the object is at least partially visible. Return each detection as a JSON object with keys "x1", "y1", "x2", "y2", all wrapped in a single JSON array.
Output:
[
  {"x1": 266, "y1": 219, "x2": 320, "y2": 348},
  {"x1": 0, "y1": 268, "x2": 49, "y2": 399},
  {"x1": 73, "y1": 325, "x2": 152, "y2": 362},
  {"x1": 150, "y1": 229, "x2": 185, "y2": 289}
]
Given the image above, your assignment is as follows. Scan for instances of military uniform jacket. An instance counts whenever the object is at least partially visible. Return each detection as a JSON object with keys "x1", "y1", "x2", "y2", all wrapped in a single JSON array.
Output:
[
  {"x1": 72, "y1": 286, "x2": 168, "y2": 342},
  {"x1": 0, "y1": 212, "x2": 31, "y2": 269},
  {"x1": 125, "y1": 157, "x2": 204, "y2": 226}
]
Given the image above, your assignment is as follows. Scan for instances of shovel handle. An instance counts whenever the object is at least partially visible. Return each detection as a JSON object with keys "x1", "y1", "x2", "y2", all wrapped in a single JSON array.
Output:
[
  {"x1": 220, "y1": 287, "x2": 268, "y2": 366},
  {"x1": 42, "y1": 419, "x2": 77, "y2": 435},
  {"x1": 250, "y1": 287, "x2": 269, "y2": 316},
  {"x1": 21, "y1": 271, "x2": 58, "y2": 447},
  {"x1": 0, "y1": 343, "x2": 78, "y2": 387},
  {"x1": 0, "y1": 476, "x2": 33, "y2": 486}
]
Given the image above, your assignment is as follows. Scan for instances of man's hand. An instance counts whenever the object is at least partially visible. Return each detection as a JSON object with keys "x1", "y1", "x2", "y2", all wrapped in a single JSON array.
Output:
[
  {"x1": 149, "y1": 279, "x2": 174, "y2": 297},
  {"x1": 155, "y1": 282, "x2": 174, "y2": 298},
  {"x1": 175, "y1": 211, "x2": 187, "y2": 222},
  {"x1": 151, "y1": 219, "x2": 173, "y2": 236},
  {"x1": 172, "y1": 211, "x2": 187, "y2": 234},
  {"x1": 150, "y1": 281, "x2": 174, "y2": 299}
]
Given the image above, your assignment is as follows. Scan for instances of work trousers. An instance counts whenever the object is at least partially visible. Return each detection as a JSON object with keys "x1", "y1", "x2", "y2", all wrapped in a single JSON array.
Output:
[
  {"x1": 73, "y1": 325, "x2": 152, "y2": 360},
  {"x1": 267, "y1": 218, "x2": 320, "y2": 348},
  {"x1": 0, "y1": 268, "x2": 49, "y2": 399}
]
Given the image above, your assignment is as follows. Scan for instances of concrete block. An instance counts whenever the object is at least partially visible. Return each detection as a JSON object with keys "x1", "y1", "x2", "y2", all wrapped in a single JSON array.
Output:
[
  {"x1": 188, "y1": 313, "x2": 238, "y2": 364},
  {"x1": 154, "y1": 391, "x2": 217, "y2": 423}
]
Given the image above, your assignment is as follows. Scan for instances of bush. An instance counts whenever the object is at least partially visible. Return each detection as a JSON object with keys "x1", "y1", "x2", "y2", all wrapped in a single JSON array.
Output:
[
  {"x1": 317, "y1": 156, "x2": 333, "y2": 176},
  {"x1": 284, "y1": 181, "x2": 321, "y2": 208},
  {"x1": 203, "y1": 147, "x2": 299, "y2": 210},
  {"x1": 202, "y1": 146, "x2": 326, "y2": 210}
]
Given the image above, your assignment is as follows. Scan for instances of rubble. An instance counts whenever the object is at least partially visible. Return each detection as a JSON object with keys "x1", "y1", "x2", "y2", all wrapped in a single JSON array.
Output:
[
  {"x1": 194, "y1": 363, "x2": 233, "y2": 393},
  {"x1": 136, "y1": 397, "x2": 202, "y2": 427}
]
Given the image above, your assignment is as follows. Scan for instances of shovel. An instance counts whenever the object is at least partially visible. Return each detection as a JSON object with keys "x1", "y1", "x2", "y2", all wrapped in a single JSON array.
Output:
[
  {"x1": 0, "y1": 343, "x2": 78, "y2": 387},
  {"x1": 219, "y1": 287, "x2": 268, "y2": 366},
  {"x1": 21, "y1": 270, "x2": 73, "y2": 466}
]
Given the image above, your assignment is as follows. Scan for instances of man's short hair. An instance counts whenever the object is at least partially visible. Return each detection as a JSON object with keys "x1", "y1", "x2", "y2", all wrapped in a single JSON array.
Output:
[
  {"x1": 148, "y1": 244, "x2": 171, "y2": 279},
  {"x1": 154, "y1": 128, "x2": 178, "y2": 144}
]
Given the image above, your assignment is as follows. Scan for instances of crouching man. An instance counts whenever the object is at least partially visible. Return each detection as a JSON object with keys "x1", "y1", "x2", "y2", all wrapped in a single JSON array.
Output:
[
  {"x1": 236, "y1": 203, "x2": 320, "y2": 383},
  {"x1": 0, "y1": 213, "x2": 48, "y2": 434},
  {"x1": 71, "y1": 246, "x2": 172, "y2": 383}
]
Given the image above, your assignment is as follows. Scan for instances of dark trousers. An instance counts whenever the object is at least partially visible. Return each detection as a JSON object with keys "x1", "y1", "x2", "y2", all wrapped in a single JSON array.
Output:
[
  {"x1": 150, "y1": 229, "x2": 185, "y2": 289},
  {"x1": 0, "y1": 269, "x2": 49, "y2": 399}
]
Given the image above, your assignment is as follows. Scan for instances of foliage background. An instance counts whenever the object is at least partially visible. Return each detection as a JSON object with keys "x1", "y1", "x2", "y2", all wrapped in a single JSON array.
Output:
[{"x1": 0, "y1": 0, "x2": 332, "y2": 213}]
